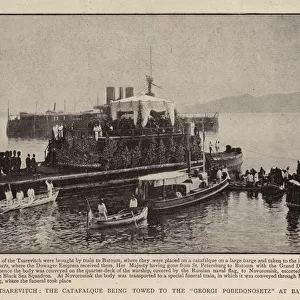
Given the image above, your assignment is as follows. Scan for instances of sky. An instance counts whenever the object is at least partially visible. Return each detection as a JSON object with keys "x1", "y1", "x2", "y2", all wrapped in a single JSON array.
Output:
[{"x1": 1, "y1": 15, "x2": 300, "y2": 114}]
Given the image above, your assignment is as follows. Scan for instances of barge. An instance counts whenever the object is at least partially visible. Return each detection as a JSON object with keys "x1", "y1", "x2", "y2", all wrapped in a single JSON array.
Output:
[{"x1": 2, "y1": 77, "x2": 242, "y2": 199}]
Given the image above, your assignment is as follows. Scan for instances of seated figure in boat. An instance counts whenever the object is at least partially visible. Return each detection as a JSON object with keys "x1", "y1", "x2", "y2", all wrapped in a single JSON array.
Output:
[
  {"x1": 27, "y1": 188, "x2": 35, "y2": 203},
  {"x1": 45, "y1": 180, "x2": 54, "y2": 197},
  {"x1": 199, "y1": 171, "x2": 208, "y2": 187},
  {"x1": 98, "y1": 199, "x2": 108, "y2": 220},
  {"x1": 175, "y1": 191, "x2": 182, "y2": 198},
  {"x1": 246, "y1": 172, "x2": 254, "y2": 187},
  {"x1": 222, "y1": 165, "x2": 230, "y2": 182},
  {"x1": 16, "y1": 189, "x2": 24, "y2": 205},
  {"x1": 216, "y1": 168, "x2": 222, "y2": 183}
]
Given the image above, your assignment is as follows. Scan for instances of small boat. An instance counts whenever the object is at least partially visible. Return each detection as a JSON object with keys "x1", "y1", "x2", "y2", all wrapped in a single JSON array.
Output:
[
  {"x1": 0, "y1": 190, "x2": 59, "y2": 214},
  {"x1": 137, "y1": 171, "x2": 228, "y2": 211},
  {"x1": 20, "y1": 190, "x2": 59, "y2": 209},
  {"x1": 88, "y1": 207, "x2": 148, "y2": 229},
  {"x1": 261, "y1": 183, "x2": 285, "y2": 197},
  {"x1": 228, "y1": 181, "x2": 261, "y2": 192},
  {"x1": 286, "y1": 180, "x2": 300, "y2": 209}
]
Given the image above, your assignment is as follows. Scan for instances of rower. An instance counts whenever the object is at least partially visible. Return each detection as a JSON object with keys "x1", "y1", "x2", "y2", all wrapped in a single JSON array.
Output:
[
  {"x1": 16, "y1": 189, "x2": 24, "y2": 205},
  {"x1": 27, "y1": 188, "x2": 35, "y2": 203},
  {"x1": 98, "y1": 199, "x2": 108, "y2": 220},
  {"x1": 5, "y1": 188, "x2": 13, "y2": 206},
  {"x1": 45, "y1": 180, "x2": 54, "y2": 197},
  {"x1": 129, "y1": 194, "x2": 138, "y2": 210}
]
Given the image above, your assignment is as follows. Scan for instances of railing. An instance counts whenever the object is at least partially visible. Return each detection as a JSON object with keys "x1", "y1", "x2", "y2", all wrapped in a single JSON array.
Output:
[
  {"x1": 68, "y1": 126, "x2": 184, "y2": 139},
  {"x1": 180, "y1": 112, "x2": 219, "y2": 118}
]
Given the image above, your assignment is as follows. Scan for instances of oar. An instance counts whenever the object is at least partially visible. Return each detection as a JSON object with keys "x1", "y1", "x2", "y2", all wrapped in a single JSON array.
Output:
[
  {"x1": 86, "y1": 199, "x2": 93, "y2": 229},
  {"x1": 131, "y1": 209, "x2": 138, "y2": 229}
]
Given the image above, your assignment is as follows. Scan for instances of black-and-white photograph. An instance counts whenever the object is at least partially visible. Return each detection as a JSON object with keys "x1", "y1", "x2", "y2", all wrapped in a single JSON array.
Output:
[{"x1": 0, "y1": 15, "x2": 300, "y2": 253}]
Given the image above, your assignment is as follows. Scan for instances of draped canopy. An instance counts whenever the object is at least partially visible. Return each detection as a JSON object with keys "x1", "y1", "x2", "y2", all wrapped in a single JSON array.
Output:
[
  {"x1": 110, "y1": 94, "x2": 175, "y2": 127},
  {"x1": 138, "y1": 171, "x2": 188, "y2": 187}
]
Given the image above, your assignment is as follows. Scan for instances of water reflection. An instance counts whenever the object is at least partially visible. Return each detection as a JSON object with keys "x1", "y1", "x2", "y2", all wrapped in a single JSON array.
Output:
[
  {"x1": 0, "y1": 181, "x2": 298, "y2": 253},
  {"x1": 286, "y1": 209, "x2": 300, "y2": 245}
]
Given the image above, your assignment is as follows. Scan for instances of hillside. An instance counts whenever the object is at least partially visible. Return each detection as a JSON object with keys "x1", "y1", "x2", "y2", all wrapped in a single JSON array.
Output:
[{"x1": 183, "y1": 92, "x2": 300, "y2": 113}]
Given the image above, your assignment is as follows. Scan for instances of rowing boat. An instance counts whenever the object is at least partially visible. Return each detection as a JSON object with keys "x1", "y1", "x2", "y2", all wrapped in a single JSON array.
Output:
[
  {"x1": 20, "y1": 190, "x2": 59, "y2": 209},
  {"x1": 0, "y1": 190, "x2": 59, "y2": 214},
  {"x1": 88, "y1": 207, "x2": 148, "y2": 229}
]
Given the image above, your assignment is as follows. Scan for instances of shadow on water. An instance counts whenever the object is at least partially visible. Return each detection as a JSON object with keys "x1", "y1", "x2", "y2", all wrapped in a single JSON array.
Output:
[
  {"x1": 262, "y1": 193, "x2": 285, "y2": 208},
  {"x1": 286, "y1": 209, "x2": 300, "y2": 248}
]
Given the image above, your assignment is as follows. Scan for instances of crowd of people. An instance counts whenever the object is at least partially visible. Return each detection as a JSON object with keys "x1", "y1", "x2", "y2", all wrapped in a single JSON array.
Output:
[
  {"x1": 208, "y1": 165, "x2": 231, "y2": 183},
  {"x1": 236, "y1": 166, "x2": 294, "y2": 187},
  {"x1": 0, "y1": 150, "x2": 22, "y2": 176},
  {"x1": 85, "y1": 113, "x2": 173, "y2": 141},
  {"x1": 0, "y1": 150, "x2": 38, "y2": 177}
]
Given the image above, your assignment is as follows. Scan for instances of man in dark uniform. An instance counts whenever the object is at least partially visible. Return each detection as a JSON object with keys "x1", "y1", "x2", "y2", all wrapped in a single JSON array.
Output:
[
  {"x1": 25, "y1": 154, "x2": 31, "y2": 174},
  {"x1": 15, "y1": 151, "x2": 21, "y2": 174},
  {"x1": 11, "y1": 150, "x2": 17, "y2": 174},
  {"x1": 31, "y1": 154, "x2": 37, "y2": 174},
  {"x1": 297, "y1": 161, "x2": 300, "y2": 176}
]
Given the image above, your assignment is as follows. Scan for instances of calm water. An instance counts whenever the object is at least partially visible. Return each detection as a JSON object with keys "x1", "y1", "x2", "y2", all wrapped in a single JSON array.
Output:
[{"x1": 0, "y1": 113, "x2": 300, "y2": 253}]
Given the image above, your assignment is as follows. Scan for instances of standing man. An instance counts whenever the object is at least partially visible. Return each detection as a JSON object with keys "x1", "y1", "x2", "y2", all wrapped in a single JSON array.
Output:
[
  {"x1": 26, "y1": 154, "x2": 31, "y2": 174},
  {"x1": 31, "y1": 154, "x2": 37, "y2": 174},
  {"x1": 58, "y1": 124, "x2": 64, "y2": 139},
  {"x1": 11, "y1": 150, "x2": 17, "y2": 174},
  {"x1": 93, "y1": 124, "x2": 100, "y2": 141},
  {"x1": 15, "y1": 151, "x2": 21, "y2": 174},
  {"x1": 45, "y1": 180, "x2": 54, "y2": 197},
  {"x1": 209, "y1": 142, "x2": 213, "y2": 154}
]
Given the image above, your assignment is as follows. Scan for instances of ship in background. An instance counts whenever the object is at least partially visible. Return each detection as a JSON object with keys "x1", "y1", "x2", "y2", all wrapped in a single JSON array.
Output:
[
  {"x1": 6, "y1": 85, "x2": 219, "y2": 139},
  {"x1": 6, "y1": 86, "x2": 132, "y2": 139},
  {"x1": 179, "y1": 112, "x2": 219, "y2": 132}
]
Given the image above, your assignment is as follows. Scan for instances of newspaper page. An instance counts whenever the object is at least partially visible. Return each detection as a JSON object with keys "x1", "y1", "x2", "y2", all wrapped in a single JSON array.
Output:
[{"x1": 1, "y1": 1, "x2": 300, "y2": 299}]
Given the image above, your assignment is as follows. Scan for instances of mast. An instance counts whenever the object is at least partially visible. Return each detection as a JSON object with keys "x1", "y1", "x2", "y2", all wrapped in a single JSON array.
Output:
[
  {"x1": 146, "y1": 47, "x2": 154, "y2": 96},
  {"x1": 33, "y1": 100, "x2": 38, "y2": 138},
  {"x1": 7, "y1": 100, "x2": 9, "y2": 121},
  {"x1": 202, "y1": 117, "x2": 205, "y2": 173},
  {"x1": 150, "y1": 46, "x2": 152, "y2": 77}
]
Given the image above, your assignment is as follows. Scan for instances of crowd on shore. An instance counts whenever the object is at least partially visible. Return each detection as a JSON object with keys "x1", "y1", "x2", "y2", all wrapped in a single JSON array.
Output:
[{"x1": 0, "y1": 150, "x2": 37, "y2": 177}]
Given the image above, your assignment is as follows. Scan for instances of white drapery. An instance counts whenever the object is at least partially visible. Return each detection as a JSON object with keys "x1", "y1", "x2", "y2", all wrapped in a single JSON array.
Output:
[
  {"x1": 110, "y1": 94, "x2": 175, "y2": 127},
  {"x1": 138, "y1": 171, "x2": 189, "y2": 187}
]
